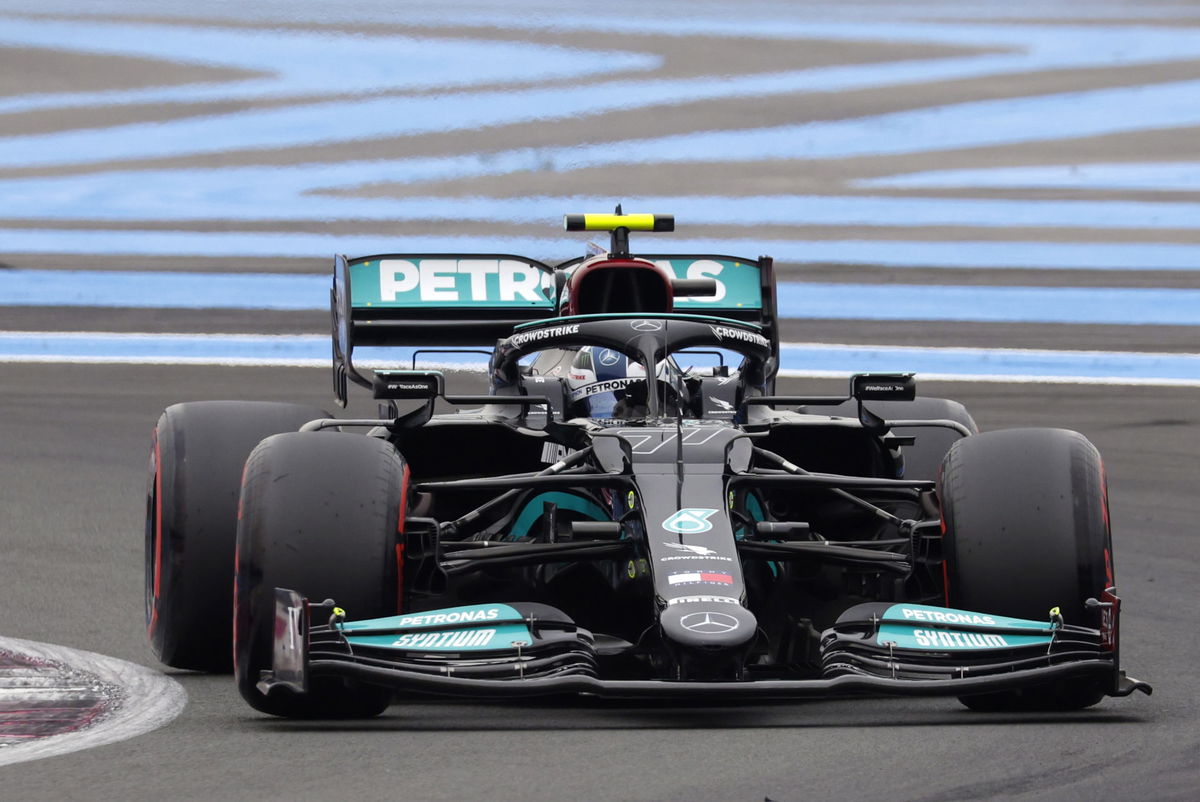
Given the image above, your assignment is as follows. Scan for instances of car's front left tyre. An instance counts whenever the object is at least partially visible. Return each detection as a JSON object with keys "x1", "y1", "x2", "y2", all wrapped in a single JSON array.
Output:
[{"x1": 938, "y1": 428, "x2": 1115, "y2": 711}]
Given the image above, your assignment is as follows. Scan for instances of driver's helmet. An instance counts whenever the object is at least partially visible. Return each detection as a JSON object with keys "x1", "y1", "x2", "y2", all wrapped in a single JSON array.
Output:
[{"x1": 566, "y1": 346, "x2": 674, "y2": 419}]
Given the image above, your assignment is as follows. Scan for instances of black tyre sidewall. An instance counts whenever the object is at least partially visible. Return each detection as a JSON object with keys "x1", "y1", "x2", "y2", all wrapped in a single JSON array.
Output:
[
  {"x1": 234, "y1": 432, "x2": 406, "y2": 717},
  {"x1": 147, "y1": 401, "x2": 329, "y2": 671}
]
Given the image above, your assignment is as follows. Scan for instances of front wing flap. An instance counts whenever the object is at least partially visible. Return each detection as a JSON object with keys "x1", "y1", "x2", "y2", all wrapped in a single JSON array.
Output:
[{"x1": 821, "y1": 602, "x2": 1137, "y2": 690}]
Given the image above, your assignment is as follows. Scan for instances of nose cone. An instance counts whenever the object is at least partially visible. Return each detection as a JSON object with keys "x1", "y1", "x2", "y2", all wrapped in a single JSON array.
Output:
[{"x1": 660, "y1": 603, "x2": 757, "y2": 650}]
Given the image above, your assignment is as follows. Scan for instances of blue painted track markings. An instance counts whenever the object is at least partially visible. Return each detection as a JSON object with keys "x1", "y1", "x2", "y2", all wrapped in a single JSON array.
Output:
[{"x1": 3, "y1": 270, "x2": 1196, "y2": 326}]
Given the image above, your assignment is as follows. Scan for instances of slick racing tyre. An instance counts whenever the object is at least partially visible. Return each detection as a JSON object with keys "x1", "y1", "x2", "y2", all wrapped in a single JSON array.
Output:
[
  {"x1": 235, "y1": 432, "x2": 408, "y2": 718},
  {"x1": 938, "y1": 428, "x2": 1114, "y2": 711},
  {"x1": 146, "y1": 401, "x2": 329, "y2": 671}
]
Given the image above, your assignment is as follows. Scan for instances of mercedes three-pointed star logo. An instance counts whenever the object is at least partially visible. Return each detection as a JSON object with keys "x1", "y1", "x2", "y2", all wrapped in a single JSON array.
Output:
[
  {"x1": 630, "y1": 319, "x2": 663, "y2": 332},
  {"x1": 679, "y1": 611, "x2": 740, "y2": 634}
]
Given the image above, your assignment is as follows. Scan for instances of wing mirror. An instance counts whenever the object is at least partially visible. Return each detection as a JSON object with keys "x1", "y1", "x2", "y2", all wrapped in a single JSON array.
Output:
[
  {"x1": 850, "y1": 373, "x2": 916, "y2": 401},
  {"x1": 372, "y1": 370, "x2": 445, "y2": 400}
]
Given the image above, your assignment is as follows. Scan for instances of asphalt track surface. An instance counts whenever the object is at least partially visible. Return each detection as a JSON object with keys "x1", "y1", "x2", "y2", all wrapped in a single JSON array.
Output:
[
  {"x1": 0, "y1": 365, "x2": 1195, "y2": 800},
  {"x1": 1, "y1": 0, "x2": 1199, "y2": 799}
]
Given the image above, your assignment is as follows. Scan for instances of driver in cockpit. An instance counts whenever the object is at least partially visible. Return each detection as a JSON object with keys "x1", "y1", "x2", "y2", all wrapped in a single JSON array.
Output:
[{"x1": 564, "y1": 346, "x2": 696, "y2": 420}]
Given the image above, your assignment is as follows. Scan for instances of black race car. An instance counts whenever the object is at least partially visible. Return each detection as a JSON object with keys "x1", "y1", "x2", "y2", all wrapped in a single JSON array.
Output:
[{"x1": 145, "y1": 212, "x2": 1150, "y2": 717}]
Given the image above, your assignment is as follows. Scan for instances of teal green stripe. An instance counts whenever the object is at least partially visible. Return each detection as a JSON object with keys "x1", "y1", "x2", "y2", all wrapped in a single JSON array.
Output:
[
  {"x1": 509, "y1": 491, "x2": 610, "y2": 538},
  {"x1": 512, "y1": 312, "x2": 763, "y2": 331}
]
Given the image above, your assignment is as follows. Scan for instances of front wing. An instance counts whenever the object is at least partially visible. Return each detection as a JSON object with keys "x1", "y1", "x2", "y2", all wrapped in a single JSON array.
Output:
[{"x1": 258, "y1": 589, "x2": 1151, "y2": 702}]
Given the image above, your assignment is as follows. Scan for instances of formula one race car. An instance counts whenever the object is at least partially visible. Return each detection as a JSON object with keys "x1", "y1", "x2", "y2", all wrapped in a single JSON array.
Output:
[{"x1": 145, "y1": 212, "x2": 1150, "y2": 717}]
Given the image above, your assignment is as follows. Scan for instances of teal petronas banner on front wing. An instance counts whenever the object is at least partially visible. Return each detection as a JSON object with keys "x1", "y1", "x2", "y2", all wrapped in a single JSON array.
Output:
[
  {"x1": 339, "y1": 603, "x2": 534, "y2": 652},
  {"x1": 876, "y1": 603, "x2": 1056, "y2": 650}
]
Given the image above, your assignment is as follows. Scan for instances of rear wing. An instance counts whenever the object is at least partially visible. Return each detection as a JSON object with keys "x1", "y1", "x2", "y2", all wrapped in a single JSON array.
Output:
[{"x1": 332, "y1": 247, "x2": 778, "y2": 404}]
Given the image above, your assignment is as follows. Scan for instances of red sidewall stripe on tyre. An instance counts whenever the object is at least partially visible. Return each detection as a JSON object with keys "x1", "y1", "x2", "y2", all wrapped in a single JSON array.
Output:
[{"x1": 147, "y1": 429, "x2": 163, "y2": 639}]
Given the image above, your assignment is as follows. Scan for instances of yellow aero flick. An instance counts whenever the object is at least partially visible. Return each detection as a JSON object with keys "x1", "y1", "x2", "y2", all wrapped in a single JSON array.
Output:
[{"x1": 563, "y1": 213, "x2": 674, "y2": 232}]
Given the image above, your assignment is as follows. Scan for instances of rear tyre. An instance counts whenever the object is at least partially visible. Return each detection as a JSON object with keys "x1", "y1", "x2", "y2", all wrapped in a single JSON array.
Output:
[
  {"x1": 146, "y1": 401, "x2": 329, "y2": 671},
  {"x1": 817, "y1": 397, "x2": 978, "y2": 480},
  {"x1": 234, "y1": 432, "x2": 407, "y2": 718},
  {"x1": 885, "y1": 397, "x2": 978, "y2": 482},
  {"x1": 939, "y1": 428, "x2": 1114, "y2": 711}
]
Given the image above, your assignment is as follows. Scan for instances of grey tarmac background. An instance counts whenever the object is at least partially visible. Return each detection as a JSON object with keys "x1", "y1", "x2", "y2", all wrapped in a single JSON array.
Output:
[
  {"x1": 0, "y1": 1, "x2": 1198, "y2": 799},
  {"x1": 0, "y1": 366, "x2": 1195, "y2": 801}
]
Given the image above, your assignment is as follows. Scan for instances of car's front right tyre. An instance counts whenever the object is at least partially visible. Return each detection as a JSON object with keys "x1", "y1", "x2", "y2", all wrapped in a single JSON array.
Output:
[{"x1": 234, "y1": 431, "x2": 408, "y2": 718}]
